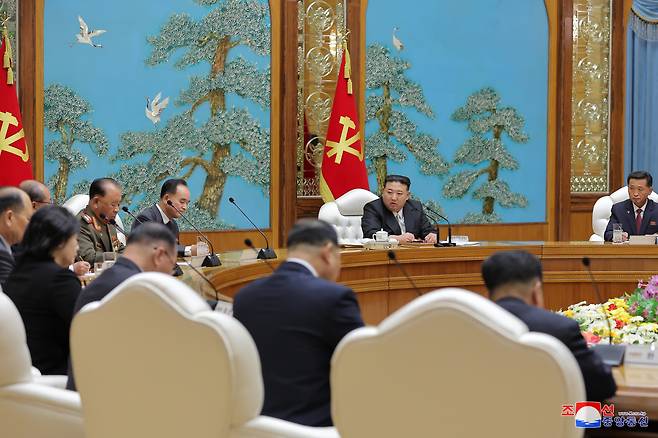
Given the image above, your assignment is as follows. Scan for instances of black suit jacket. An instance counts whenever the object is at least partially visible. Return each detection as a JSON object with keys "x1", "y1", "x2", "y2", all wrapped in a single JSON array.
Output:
[
  {"x1": 4, "y1": 256, "x2": 81, "y2": 375},
  {"x1": 66, "y1": 256, "x2": 142, "y2": 390},
  {"x1": 497, "y1": 297, "x2": 616, "y2": 401},
  {"x1": 233, "y1": 262, "x2": 364, "y2": 427},
  {"x1": 361, "y1": 198, "x2": 434, "y2": 240},
  {"x1": 604, "y1": 199, "x2": 658, "y2": 241},
  {"x1": 0, "y1": 245, "x2": 14, "y2": 289},
  {"x1": 132, "y1": 204, "x2": 185, "y2": 256}
]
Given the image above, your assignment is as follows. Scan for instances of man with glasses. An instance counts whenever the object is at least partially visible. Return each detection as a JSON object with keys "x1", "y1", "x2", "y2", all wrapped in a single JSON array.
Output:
[
  {"x1": 67, "y1": 222, "x2": 177, "y2": 391},
  {"x1": 76, "y1": 178, "x2": 126, "y2": 265},
  {"x1": 0, "y1": 187, "x2": 32, "y2": 287}
]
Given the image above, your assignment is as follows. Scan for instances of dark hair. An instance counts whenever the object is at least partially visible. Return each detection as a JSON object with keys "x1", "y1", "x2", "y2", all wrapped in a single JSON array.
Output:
[
  {"x1": 0, "y1": 186, "x2": 27, "y2": 215},
  {"x1": 627, "y1": 171, "x2": 653, "y2": 187},
  {"x1": 160, "y1": 178, "x2": 188, "y2": 198},
  {"x1": 21, "y1": 206, "x2": 79, "y2": 260},
  {"x1": 287, "y1": 219, "x2": 338, "y2": 248},
  {"x1": 19, "y1": 180, "x2": 48, "y2": 203},
  {"x1": 384, "y1": 175, "x2": 411, "y2": 189},
  {"x1": 127, "y1": 222, "x2": 176, "y2": 248},
  {"x1": 481, "y1": 250, "x2": 543, "y2": 294},
  {"x1": 89, "y1": 178, "x2": 120, "y2": 198}
]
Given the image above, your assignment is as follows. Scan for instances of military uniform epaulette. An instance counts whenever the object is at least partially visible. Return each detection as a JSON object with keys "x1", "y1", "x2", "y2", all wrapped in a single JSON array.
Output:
[{"x1": 82, "y1": 213, "x2": 93, "y2": 224}]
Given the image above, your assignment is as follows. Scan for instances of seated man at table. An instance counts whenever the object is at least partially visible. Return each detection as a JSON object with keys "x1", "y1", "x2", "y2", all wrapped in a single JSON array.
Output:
[
  {"x1": 233, "y1": 219, "x2": 364, "y2": 427},
  {"x1": 361, "y1": 174, "x2": 437, "y2": 244},
  {"x1": 604, "y1": 170, "x2": 658, "y2": 241},
  {"x1": 131, "y1": 178, "x2": 197, "y2": 257},
  {"x1": 482, "y1": 250, "x2": 616, "y2": 401},
  {"x1": 77, "y1": 178, "x2": 125, "y2": 264},
  {"x1": 66, "y1": 222, "x2": 177, "y2": 391}
]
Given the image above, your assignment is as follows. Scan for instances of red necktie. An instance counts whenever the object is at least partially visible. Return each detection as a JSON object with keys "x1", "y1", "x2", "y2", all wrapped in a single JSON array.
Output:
[{"x1": 636, "y1": 209, "x2": 643, "y2": 234}]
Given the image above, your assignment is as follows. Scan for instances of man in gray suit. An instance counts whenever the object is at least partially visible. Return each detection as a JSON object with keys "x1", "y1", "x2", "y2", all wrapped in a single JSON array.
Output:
[{"x1": 0, "y1": 187, "x2": 32, "y2": 286}]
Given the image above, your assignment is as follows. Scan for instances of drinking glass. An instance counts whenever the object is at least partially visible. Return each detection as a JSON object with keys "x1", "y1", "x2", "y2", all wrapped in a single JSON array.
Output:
[
  {"x1": 196, "y1": 236, "x2": 210, "y2": 257},
  {"x1": 102, "y1": 252, "x2": 117, "y2": 269},
  {"x1": 612, "y1": 224, "x2": 623, "y2": 243}
]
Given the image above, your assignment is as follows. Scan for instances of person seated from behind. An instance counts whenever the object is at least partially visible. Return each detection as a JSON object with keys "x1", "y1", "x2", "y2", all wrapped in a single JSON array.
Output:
[
  {"x1": 482, "y1": 250, "x2": 616, "y2": 401},
  {"x1": 77, "y1": 177, "x2": 125, "y2": 265},
  {"x1": 4, "y1": 206, "x2": 82, "y2": 375},
  {"x1": 0, "y1": 187, "x2": 32, "y2": 287},
  {"x1": 66, "y1": 222, "x2": 177, "y2": 390},
  {"x1": 131, "y1": 178, "x2": 197, "y2": 257},
  {"x1": 361, "y1": 174, "x2": 437, "y2": 244},
  {"x1": 233, "y1": 219, "x2": 364, "y2": 427},
  {"x1": 604, "y1": 170, "x2": 658, "y2": 241}
]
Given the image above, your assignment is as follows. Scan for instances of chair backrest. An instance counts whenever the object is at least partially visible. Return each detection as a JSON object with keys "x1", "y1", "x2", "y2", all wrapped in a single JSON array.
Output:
[
  {"x1": 0, "y1": 292, "x2": 84, "y2": 438},
  {"x1": 70, "y1": 273, "x2": 264, "y2": 438},
  {"x1": 590, "y1": 185, "x2": 658, "y2": 240},
  {"x1": 62, "y1": 193, "x2": 127, "y2": 245},
  {"x1": 318, "y1": 189, "x2": 378, "y2": 243},
  {"x1": 331, "y1": 288, "x2": 585, "y2": 438}
]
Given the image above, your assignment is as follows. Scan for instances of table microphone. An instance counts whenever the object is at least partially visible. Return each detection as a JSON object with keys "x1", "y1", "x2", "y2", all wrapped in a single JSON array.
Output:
[
  {"x1": 165, "y1": 254, "x2": 232, "y2": 313},
  {"x1": 166, "y1": 200, "x2": 221, "y2": 267},
  {"x1": 121, "y1": 206, "x2": 144, "y2": 225},
  {"x1": 582, "y1": 257, "x2": 625, "y2": 366},
  {"x1": 100, "y1": 213, "x2": 128, "y2": 236},
  {"x1": 244, "y1": 239, "x2": 275, "y2": 272},
  {"x1": 229, "y1": 197, "x2": 277, "y2": 259},
  {"x1": 423, "y1": 204, "x2": 455, "y2": 247},
  {"x1": 387, "y1": 250, "x2": 421, "y2": 296}
]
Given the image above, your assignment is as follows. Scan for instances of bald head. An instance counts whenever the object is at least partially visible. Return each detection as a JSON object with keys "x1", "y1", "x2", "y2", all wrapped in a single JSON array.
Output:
[
  {"x1": 0, "y1": 186, "x2": 32, "y2": 245},
  {"x1": 19, "y1": 180, "x2": 52, "y2": 210}
]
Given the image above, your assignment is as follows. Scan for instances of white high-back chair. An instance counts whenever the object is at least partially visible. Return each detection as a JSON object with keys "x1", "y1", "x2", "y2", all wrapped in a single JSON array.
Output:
[
  {"x1": 331, "y1": 288, "x2": 585, "y2": 438},
  {"x1": 62, "y1": 194, "x2": 127, "y2": 245},
  {"x1": 318, "y1": 188, "x2": 378, "y2": 243},
  {"x1": 70, "y1": 273, "x2": 337, "y2": 438},
  {"x1": 0, "y1": 292, "x2": 84, "y2": 438},
  {"x1": 590, "y1": 186, "x2": 658, "y2": 241}
]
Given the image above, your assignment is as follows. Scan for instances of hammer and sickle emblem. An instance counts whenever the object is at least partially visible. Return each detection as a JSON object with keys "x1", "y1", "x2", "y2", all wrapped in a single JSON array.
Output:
[
  {"x1": 325, "y1": 116, "x2": 362, "y2": 165},
  {"x1": 0, "y1": 111, "x2": 28, "y2": 162}
]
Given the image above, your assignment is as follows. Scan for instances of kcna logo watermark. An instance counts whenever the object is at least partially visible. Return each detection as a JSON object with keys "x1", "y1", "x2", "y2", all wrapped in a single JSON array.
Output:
[{"x1": 561, "y1": 402, "x2": 649, "y2": 429}]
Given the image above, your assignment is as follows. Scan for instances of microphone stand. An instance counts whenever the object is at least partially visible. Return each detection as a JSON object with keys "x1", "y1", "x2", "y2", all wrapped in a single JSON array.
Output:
[
  {"x1": 229, "y1": 197, "x2": 277, "y2": 259},
  {"x1": 424, "y1": 204, "x2": 455, "y2": 247},
  {"x1": 121, "y1": 206, "x2": 144, "y2": 225},
  {"x1": 166, "y1": 200, "x2": 221, "y2": 267},
  {"x1": 244, "y1": 239, "x2": 276, "y2": 272},
  {"x1": 387, "y1": 250, "x2": 421, "y2": 296}
]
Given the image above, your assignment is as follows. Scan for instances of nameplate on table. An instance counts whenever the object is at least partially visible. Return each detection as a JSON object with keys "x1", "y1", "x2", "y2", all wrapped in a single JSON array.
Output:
[
  {"x1": 628, "y1": 235, "x2": 657, "y2": 245},
  {"x1": 624, "y1": 344, "x2": 658, "y2": 366}
]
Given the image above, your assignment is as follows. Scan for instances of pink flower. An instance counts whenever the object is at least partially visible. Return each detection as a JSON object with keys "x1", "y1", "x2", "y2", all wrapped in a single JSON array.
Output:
[
  {"x1": 629, "y1": 303, "x2": 639, "y2": 314},
  {"x1": 582, "y1": 332, "x2": 601, "y2": 344},
  {"x1": 643, "y1": 308, "x2": 651, "y2": 318}
]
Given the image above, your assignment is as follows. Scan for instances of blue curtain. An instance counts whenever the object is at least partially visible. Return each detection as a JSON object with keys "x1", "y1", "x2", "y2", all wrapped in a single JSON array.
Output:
[{"x1": 625, "y1": 0, "x2": 658, "y2": 180}]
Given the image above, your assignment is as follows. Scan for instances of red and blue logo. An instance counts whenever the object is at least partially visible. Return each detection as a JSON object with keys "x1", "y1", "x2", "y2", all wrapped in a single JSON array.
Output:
[{"x1": 574, "y1": 402, "x2": 601, "y2": 428}]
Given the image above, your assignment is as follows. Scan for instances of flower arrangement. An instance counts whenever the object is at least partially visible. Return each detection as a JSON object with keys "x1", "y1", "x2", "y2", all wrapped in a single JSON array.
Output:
[{"x1": 559, "y1": 277, "x2": 658, "y2": 345}]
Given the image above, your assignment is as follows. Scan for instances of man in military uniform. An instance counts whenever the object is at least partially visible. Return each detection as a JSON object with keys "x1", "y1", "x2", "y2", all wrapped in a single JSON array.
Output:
[{"x1": 77, "y1": 178, "x2": 125, "y2": 265}]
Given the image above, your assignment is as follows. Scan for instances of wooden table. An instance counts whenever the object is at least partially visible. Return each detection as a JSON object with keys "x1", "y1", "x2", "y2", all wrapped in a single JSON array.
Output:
[
  {"x1": 613, "y1": 365, "x2": 658, "y2": 421},
  {"x1": 207, "y1": 241, "x2": 658, "y2": 324}
]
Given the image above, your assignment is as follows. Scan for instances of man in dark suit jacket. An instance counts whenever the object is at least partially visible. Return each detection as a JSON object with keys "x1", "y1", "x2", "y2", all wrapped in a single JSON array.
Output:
[
  {"x1": 361, "y1": 174, "x2": 436, "y2": 243},
  {"x1": 233, "y1": 219, "x2": 364, "y2": 427},
  {"x1": 604, "y1": 170, "x2": 658, "y2": 241},
  {"x1": 66, "y1": 223, "x2": 177, "y2": 390},
  {"x1": 0, "y1": 187, "x2": 32, "y2": 287},
  {"x1": 482, "y1": 250, "x2": 617, "y2": 402},
  {"x1": 132, "y1": 178, "x2": 197, "y2": 257}
]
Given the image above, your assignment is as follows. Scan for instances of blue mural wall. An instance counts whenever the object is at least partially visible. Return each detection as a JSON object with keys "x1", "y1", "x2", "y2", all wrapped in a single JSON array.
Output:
[
  {"x1": 44, "y1": 0, "x2": 271, "y2": 230},
  {"x1": 366, "y1": 0, "x2": 548, "y2": 223}
]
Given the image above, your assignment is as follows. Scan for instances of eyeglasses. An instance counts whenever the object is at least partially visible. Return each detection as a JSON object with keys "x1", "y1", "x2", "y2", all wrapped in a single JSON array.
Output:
[{"x1": 34, "y1": 200, "x2": 55, "y2": 205}]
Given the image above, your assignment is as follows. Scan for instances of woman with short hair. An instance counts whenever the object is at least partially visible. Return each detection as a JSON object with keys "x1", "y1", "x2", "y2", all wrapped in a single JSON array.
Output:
[{"x1": 5, "y1": 206, "x2": 82, "y2": 374}]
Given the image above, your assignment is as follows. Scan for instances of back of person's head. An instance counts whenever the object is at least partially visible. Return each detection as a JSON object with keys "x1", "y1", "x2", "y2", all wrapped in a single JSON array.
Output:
[
  {"x1": 0, "y1": 186, "x2": 27, "y2": 216},
  {"x1": 481, "y1": 250, "x2": 543, "y2": 301},
  {"x1": 21, "y1": 206, "x2": 79, "y2": 261},
  {"x1": 19, "y1": 180, "x2": 50, "y2": 204},
  {"x1": 384, "y1": 174, "x2": 411, "y2": 190},
  {"x1": 160, "y1": 178, "x2": 188, "y2": 198},
  {"x1": 287, "y1": 219, "x2": 341, "y2": 281},
  {"x1": 627, "y1": 170, "x2": 653, "y2": 187},
  {"x1": 89, "y1": 177, "x2": 121, "y2": 198},
  {"x1": 0, "y1": 186, "x2": 31, "y2": 244},
  {"x1": 125, "y1": 222, "x2": 176, "y2": 274}
]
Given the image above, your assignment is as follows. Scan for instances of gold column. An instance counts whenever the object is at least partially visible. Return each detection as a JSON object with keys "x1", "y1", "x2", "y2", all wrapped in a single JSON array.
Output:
[{"x1": 570, "y1": 0, "x2": 612, "y2": 193}]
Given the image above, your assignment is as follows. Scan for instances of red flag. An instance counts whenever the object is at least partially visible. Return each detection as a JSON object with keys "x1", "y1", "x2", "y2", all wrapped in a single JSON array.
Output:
[
  {"x1": 0, "y1": 27, "x2": 32, "y2": 186},
  {"x1": 320, "y1": 43, "x2": 369, "y2": 202}
]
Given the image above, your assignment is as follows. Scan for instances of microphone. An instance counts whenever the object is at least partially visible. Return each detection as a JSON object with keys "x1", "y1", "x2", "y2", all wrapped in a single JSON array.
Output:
[
  {"x1": 423, "y1": 204, "x2": 455, "y2": 247},
  {"x1": 582, "y1": 257, "x2": 625, "y2": 366},
  {"x1": 229, "y1": 197, "x2": 277, "y2": 259},
  {"x1": 244, "y1": 238, "x2": 275, "y2": 272},
  {"x1": 121, "y1": 206, "x2": 144, "y2": 225},
  {"x1": 100, "y1": 213, "x2": 127, "y2": 236},
  {"x1": 166, "y1": 200, "x2": 221, "y2": 267},
  {"x1": 387, "y1": 250, "x2": 421, "y2": 296}
]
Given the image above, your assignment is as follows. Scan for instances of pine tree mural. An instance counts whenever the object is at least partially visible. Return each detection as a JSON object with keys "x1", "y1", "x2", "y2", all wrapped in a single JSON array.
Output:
[
  {"x1": 365, "y1": 44, "x2": 449, "y2": 192},
  {"x1": 443, "y1": 87, "x2": 529, "y2": 223},
  {"x1": 44, "y1": 84, "x2": 109, "y2": 203},
  {"x1": 113, "y1": 0, "x2": 271, "y2": 228}
]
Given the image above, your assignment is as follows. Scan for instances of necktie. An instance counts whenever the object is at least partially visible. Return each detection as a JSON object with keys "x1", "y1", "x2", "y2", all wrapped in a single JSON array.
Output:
[
  {"x1": 636, "y1": 208, "x2": 643, "y2": 234},
  {"x1": 396, "y1": 211, "x2": 406, "y2": 234}
]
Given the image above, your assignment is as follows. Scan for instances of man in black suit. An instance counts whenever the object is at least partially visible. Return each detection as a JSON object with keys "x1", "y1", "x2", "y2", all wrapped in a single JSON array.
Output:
[
  {"x1": 233, "y1": 219, "x2": 364, "y2": 427},
  {"x1": 132, "y1": 178, "x2": 197, "y2": 257},
  {"x1": 361, "y1": 174, "x2": 437, "y2": 243},
  {"x1": 66, "y1": 223, "x2": 177, "y2": 390},
  {"x1": 482, "y1": 250, "x2": 617, "y2": 402},
  {"x1": 604, "y1": 170, "x2": 658, "y2": 241},
  {"x1": 0, "y1": 187, "x2": 32, "y2": 287}
]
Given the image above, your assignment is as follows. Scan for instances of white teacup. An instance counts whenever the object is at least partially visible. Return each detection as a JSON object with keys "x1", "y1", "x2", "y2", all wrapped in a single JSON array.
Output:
[{"x1": 372, "y1": 229, "x2": 389, "y2": 242}]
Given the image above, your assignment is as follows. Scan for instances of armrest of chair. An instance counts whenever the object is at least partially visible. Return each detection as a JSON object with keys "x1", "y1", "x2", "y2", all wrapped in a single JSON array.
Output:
[
  {"x1": 232, "y1": 416, "x2": 339, "y2": 438},
  {"x1": 0, "y1": 382, "x2": 81, "y2": 413},
  {"x1": 32, "y1": 374, "x2": 68, "y2": 389}
]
